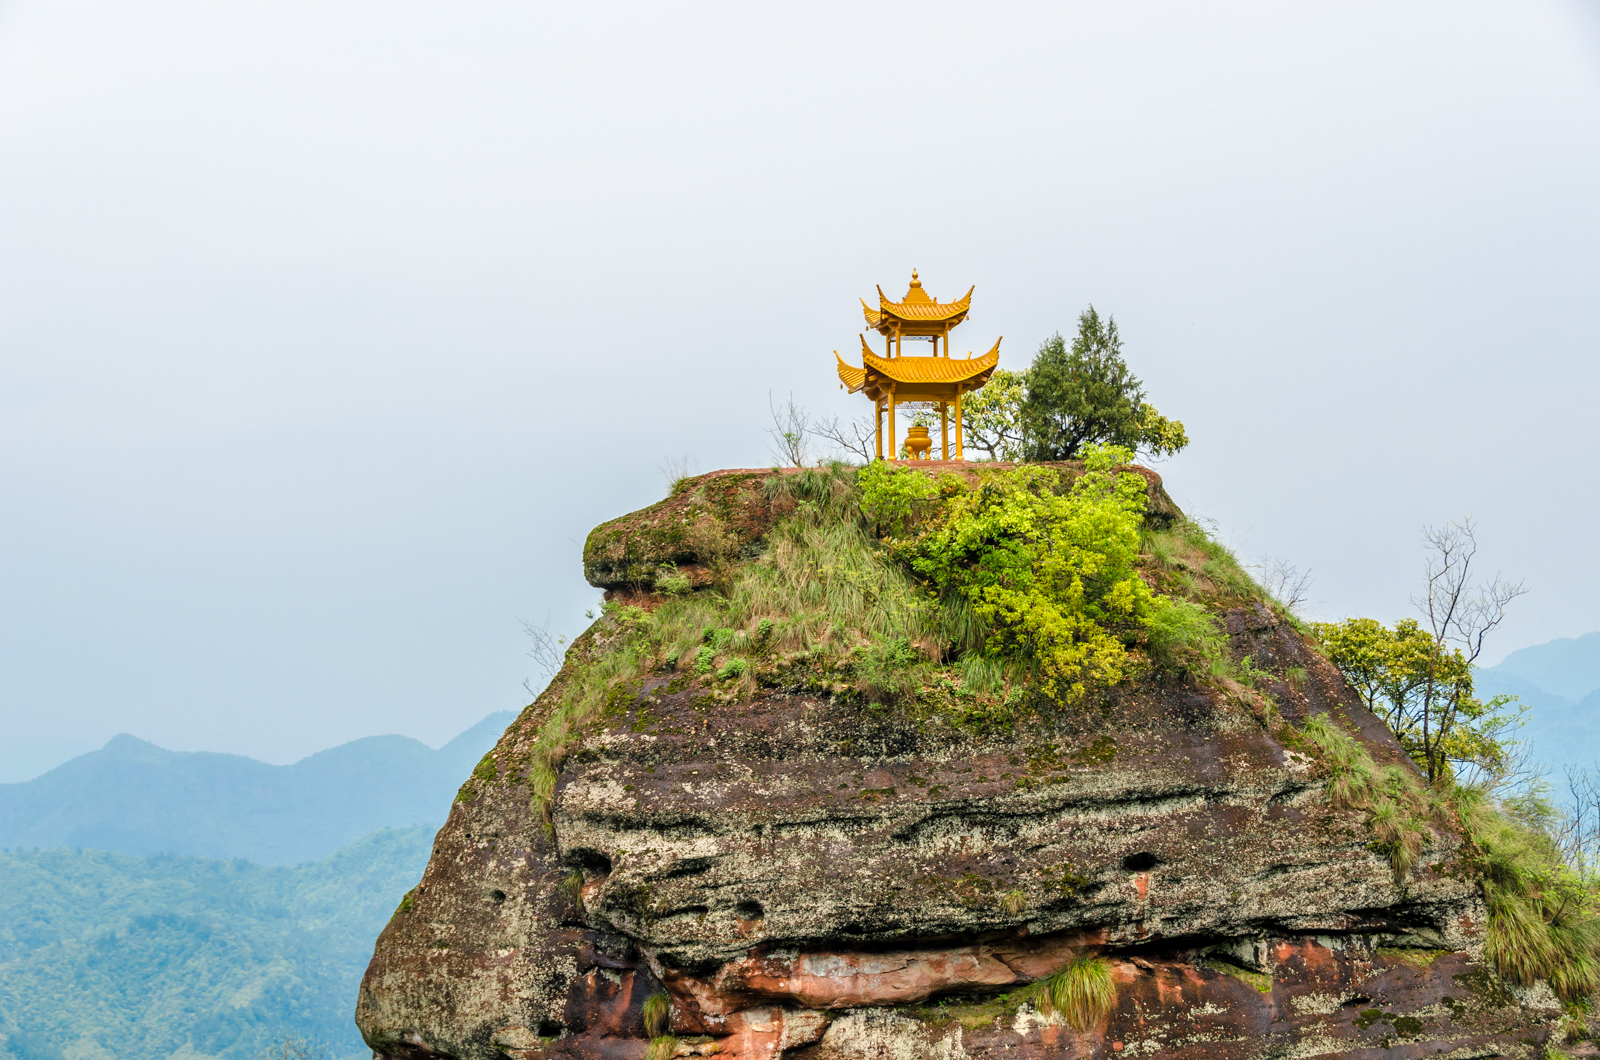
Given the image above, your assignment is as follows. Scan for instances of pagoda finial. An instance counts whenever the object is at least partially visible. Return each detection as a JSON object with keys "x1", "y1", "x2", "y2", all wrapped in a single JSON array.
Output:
[{"x1": 902, "y1": 269, "x2": 932, "y2": 305}]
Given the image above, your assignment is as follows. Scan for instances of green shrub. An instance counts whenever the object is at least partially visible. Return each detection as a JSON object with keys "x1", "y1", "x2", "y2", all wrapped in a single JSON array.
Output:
[
  {"x1": 1454, "y1": 787, "x2": 1600, "y2": 1000},
  {"x1": 654, "y1": 565, "x2": 692, "y2": 595},
  {"x1": 858, "y1": 460, "x2": 941, "y2": 536},
  {"x1": 693, "y1": 646, "x2": 715, "y2": 675},
  {"x1": 897, "y1": 446, "x2": 1157, "y2": 703},
  {"x1": 644, "y1": 1035, "x2": 678, "y2": 1060},
  {"x1": 1037, "y1": 955, "x2": 1116, "y2": 1030},
  {"x1": 1297, "y1": 716, "x2": 1432, "y2": 883}
]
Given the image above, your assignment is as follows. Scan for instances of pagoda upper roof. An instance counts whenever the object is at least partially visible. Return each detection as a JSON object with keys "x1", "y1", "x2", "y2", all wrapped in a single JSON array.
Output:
[
  {"x1": 862, "y1": 270, "x2": 974, "y2": 336},
  {"x1": 836, "y1": 334, "x2": 1000, "y2": 403}
]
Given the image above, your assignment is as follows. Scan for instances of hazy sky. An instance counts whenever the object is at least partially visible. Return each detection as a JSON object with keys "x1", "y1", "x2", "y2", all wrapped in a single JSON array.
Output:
[{"x1": 2, "y1": 1, "x2": 1598, "y2": 782}]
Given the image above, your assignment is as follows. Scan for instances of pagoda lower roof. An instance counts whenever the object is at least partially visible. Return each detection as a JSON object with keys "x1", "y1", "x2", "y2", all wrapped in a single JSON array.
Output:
[{"x1": 836, "y1": 335, "x2": 1001, "y2": 403}]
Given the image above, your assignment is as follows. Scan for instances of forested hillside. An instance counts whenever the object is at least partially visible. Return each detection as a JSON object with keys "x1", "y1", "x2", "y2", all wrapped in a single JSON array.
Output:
[{"x1": 0, "y1": 827, "x2": 434, "y2": 1060}]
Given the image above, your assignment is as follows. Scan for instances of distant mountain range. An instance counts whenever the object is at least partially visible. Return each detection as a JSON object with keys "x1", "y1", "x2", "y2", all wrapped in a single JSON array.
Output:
[
  {"x1": 0, "y1": 712, "x2": 515, "y2": 865},
  {"x1": 1477, "y1": 632, "x2": 1600, "y2": 773},
  {"x1": 0, "y1": 826, "x2": 434, "y2": 1060}
]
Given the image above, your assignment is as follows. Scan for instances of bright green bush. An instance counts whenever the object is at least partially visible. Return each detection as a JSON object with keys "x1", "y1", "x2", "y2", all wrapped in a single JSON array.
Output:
[{"x1": 888, "y1": 446, "x2": 1159, "y2": 703}]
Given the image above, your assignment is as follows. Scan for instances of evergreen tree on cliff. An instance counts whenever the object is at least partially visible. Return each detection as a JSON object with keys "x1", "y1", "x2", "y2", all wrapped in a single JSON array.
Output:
[{"x1": 1020, "y1": 307, "x2": 1188, "y2": 461}]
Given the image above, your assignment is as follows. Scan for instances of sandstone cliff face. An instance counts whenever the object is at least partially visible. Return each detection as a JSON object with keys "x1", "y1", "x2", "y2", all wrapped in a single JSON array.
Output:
[{"x1": 357, "y1": 467, "x2": 1568, "y2": 1060}]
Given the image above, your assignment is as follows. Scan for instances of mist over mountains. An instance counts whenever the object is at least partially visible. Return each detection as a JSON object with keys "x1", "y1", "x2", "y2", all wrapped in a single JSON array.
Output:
[
  {"x1": 1477, "y1": 632, "x2": 1600, "y2": 773},
  {"x1": 0, "y1": 711, "x2": 515, "y2": 865}
]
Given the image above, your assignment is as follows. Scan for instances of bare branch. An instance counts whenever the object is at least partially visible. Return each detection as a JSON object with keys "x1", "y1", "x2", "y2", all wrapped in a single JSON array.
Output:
[
  {"x1": 1411, "y1": 518, "x2": 1527, "y2": 665},
  {"x1": 1255, "y1": 558, "x2": 1312, "y2": 616},
  {"x1": 813, "y1": 412, "x2": 875, "y2": 463},
  {"x1": 520, "y1": 614, "x2": 569, "y2": 699},
  {"x1": 766, "y1": 391, "x2": 812, "y2": 468}
]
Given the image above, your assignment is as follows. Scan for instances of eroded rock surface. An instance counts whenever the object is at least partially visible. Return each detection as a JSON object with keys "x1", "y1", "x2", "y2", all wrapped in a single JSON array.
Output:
[{"x1": 358, "y1": 468, "x2": 1567, "y2": 1059}]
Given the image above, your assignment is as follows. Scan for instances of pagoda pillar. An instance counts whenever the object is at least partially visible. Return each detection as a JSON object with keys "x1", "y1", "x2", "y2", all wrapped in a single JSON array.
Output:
[
  {"x1": 887, "y1": 391, "x2": 897, "y2": 462},
  {"x1": 875, "y1": 399, "x2": 884, "y2": 460},
  {"x1": 940, "y1": 403, "x2": 949, "y2": 461},
  {"x1": 954, "y1": 388, "x2": 964, "y2": 460}
]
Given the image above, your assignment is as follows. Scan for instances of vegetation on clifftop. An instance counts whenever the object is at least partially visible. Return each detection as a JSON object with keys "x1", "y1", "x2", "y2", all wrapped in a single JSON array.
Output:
[{"x1": 519, "y1": 450, "x2": 1600, "y2": 1010}]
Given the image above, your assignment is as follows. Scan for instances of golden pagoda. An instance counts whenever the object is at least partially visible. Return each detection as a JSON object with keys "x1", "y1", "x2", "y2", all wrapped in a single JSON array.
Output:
[{"x1": 835, "y1": 270, "x2": 1000, "y2": 461}]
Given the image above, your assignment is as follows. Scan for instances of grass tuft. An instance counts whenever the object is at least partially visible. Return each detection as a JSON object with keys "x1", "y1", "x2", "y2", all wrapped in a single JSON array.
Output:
[
  {"x1": 1298, "y1": 715, "x2": 1600, "y2": 1000},
  {"x1": 642, "y1": 991, "x2": 672, "y2": 1038},
  {"x1": 1036, "y1": 955, "x2": 1117, "y2": 1030}
]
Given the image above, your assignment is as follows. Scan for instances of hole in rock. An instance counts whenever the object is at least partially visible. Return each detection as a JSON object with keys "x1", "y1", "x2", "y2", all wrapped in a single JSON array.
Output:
[
  {"x1": 664, "y1": 857, "x2": 716, "y2": 879},
  {"x1": 736, "y1": 900, "x2": 765, "y2": 920},
  {"x1": 490, "y1": 889, "x2": 507, "y2": 904},
  {"x1": 1123, "y1": 852, "x2": 1162, "y2": 872},
  {"x1": 1341, "y1": 995, "x2": 1372, "y2": 1007},
  {"x1": 536, "y1": 1020, "x2": 565, "y2": 1037},
  {"x1": 569, "y1": 849, "x2": 613, "y2": 876}
]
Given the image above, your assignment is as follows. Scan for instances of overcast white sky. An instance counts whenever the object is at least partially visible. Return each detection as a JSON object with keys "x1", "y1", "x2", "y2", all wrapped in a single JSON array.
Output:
[{"x1": 2, "y1": 1, "x2": 1598, "y2": 781}]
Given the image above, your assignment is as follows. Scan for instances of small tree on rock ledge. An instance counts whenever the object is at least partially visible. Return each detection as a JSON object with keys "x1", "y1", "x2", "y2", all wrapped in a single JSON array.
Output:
[{"x1": 1019, "y1": 307, "x2": 1188, "y2": 463}]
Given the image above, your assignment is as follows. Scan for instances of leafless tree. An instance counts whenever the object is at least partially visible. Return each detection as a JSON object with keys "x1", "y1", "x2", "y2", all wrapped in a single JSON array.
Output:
[
  {"x1": 766, "y1": 391, "x2": 812, "y2": 468},
  {"x1": 1556, "y1": 766, "x2": 1600, "y2": 878},
  {"x1": 1457, "y1": 723, "x2": 1540, "y2": 796},
  {"x1": 521, "y1": 614, "x2": 569, "y2": 698},
  {"x1": 1410, "y1": 518, "x2": 1528, "y2": 782},
  {"x1": 1256, "y1": 558, "x2": 1312, "y2": 616},
  {"x1": 813, "y1": 412, "x2": 875, "y2": 462}
]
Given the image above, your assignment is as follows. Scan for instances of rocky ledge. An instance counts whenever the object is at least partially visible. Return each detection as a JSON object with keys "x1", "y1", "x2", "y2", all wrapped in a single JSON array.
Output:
[{"x1": 356, "y1": 466, "x2": 1574, "y2": 1059}]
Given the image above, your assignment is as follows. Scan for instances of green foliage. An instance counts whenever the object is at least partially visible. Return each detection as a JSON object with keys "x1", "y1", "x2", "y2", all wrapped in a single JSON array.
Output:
[
  {"x1": 641, "y1": 991, "x2": 672, "y2": 1038},
  {"x1": 1019, "y1": 308, "x2": 1188, "y2": 462},
  {"x1": 857, "y1": 461, "x2": 939, "y2": 537},
  {"x1": 1037, "y1": 955, "x2": 1117, "y2": 1030},
  {"x1": 1297, "y1": 715, "x2": 1600, "y2": 1000},
  {"x1": 654, "y1": 565, "x2": 692, "y2": 596},
  {"x1": 560, "y1": 868, "x2": 583, "y2": 910},
  {"x1": 1454, "y1": 787, "x2": 1600, "y2": 1000},
  {"x1": 1143, "y1": 597, "x2": 1229, "y2": 679},
  {"x1": 644, "y1": 1036, "x2": 679, "y2": 1060},
  {"x1": 1140, "y1": 518, "x2": 1264, "y2": 608},
  {"x1": 959, "y1": 367, "x2": 1028, "y2": 461},
  {"x1": 1297, "y1": 716, "x2": 1435, "y2": 883},
  {"x1": 896, "y1": 447, "x2": 1159, "y2": 702},
  {"x1": 0, "y1": 827, "x2": 434, "y2": 1060},
  {"x1": 1138, "y1": 405, "x2": 1189, "y2": 458},
  {"x1": 1314, "y1": 616, "x2": 1526, "y2": 785}
]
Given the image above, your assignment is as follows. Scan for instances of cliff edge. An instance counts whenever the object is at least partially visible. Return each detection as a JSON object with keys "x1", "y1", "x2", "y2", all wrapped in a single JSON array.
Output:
[{"x1": 356, "y1": 463, "x2": 1574, "y2": 1060}]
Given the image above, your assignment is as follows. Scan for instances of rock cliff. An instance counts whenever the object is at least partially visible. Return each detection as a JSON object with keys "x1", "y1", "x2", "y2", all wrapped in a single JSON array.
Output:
[{"x1": 356, "y1": 464, "x2": 1576, "y2": 1059}]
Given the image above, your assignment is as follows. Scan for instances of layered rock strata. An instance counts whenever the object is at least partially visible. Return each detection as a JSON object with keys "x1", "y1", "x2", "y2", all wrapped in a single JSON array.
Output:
[{"x1": 357, "y1": 467, "x2": 1569, "y2": 1059}]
